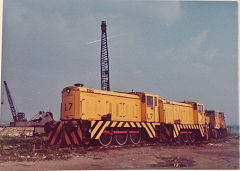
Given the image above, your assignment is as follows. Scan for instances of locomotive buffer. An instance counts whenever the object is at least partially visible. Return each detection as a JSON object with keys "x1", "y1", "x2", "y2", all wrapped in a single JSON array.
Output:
[{"x1": 100, "y1": 21, "x2": 110, "y2": 91}]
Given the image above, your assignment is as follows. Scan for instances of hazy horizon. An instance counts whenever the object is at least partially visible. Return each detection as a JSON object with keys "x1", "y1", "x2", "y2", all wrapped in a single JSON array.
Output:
[{"x1": 0, "y1": 1, "x2": 238, "y2": 126}]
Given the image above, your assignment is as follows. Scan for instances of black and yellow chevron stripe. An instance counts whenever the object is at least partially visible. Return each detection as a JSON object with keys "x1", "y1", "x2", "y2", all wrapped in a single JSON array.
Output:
[
  {"x1": 90, "y1": 121, "x2": 157, "y2": 139},
  {"x1": 48, "y1": 120, "x2": 207, "y2": 146},
  {"x1": 173, "y1": 124, "x2": 205, "y2": 138},
  {"x1": 48, "y1": 121, "x2": 64, "y2": 145},
  {"x1": 48, "y1": 120, "x2": 83, "y2": 146}
]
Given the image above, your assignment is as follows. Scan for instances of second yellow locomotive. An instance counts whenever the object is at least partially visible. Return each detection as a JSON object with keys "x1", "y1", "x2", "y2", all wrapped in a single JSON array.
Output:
[
  {"x1": 47, "y1": 84, "x2": 209, "y2": 146},
  {"x1": 205, "y1": 110, "x2": 227, "y2": 139}
]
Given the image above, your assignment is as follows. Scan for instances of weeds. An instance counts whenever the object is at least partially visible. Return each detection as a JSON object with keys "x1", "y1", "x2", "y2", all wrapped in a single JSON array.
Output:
[
  {"x1": 0, "y1": 135, "x2": 83, "y2": 162},
  {"x1": 0, "y1": 134, "x2": 238, "y2": 163}
]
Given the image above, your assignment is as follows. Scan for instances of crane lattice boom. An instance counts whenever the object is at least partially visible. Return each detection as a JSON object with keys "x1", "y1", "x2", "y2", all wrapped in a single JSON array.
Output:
[
  {"x1": 3, "y1": 80, "x2": 18, "y2": 122},
  {"x1": 100, "y1": 21, "x2": 110, "y2": 91}
]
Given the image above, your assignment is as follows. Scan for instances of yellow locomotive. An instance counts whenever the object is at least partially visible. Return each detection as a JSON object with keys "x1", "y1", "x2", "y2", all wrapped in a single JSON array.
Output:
[
  {"x1": 47, "y1": 84, "x2": 211, "y2": 146},
  {"x1": 205, "y1": 110, "x2": 227, "y2": 138}
]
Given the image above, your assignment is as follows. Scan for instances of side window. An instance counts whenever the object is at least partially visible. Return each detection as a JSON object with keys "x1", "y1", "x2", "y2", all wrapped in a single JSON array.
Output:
[
  {"x1": 154, "y1": 97, "x2": 157, "y2": 106},
  {"x1": 194, "y1": 104, "x2": 197, "y2": 110},
  {"x1": 147, "y1": 96, "x2": 153, "y2": 106},
  {"x1": 198, "y1": 105, "x2": 202, "y2": 112},
  {"x1": 142, "y1": 94, "x2": 145, "y2": 103}
]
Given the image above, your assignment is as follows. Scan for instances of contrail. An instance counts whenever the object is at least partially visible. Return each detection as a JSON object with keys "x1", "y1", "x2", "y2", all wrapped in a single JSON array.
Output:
[
  {"x1": 86, "y1": 34, "x2": 122, "y2": 45},
  {"x1": 86, "y1": 39, "x2": 100, "y2": 45}
]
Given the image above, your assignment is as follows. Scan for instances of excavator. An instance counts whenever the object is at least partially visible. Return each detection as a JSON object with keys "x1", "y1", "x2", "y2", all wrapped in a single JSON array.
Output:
[{"x1": 0, "y1": 80, "x2": 54, "y2": 136}]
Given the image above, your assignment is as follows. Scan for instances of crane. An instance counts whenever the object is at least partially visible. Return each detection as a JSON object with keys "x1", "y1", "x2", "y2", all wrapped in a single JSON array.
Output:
[
  {"x1": 2, "y1": 80, "x2": 54, "y2": 134},
  {"x1": 3, "y1": 80, "x2": 27, "y2": 123},
  {"x1": 100, "y1": 21, "x2": 110, "y2": 91}
]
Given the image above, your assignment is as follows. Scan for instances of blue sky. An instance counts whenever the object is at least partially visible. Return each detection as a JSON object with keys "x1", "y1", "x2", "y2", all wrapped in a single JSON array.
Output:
[{"x1": 0, "y1": 1, "x2": 238, "y2": 126}]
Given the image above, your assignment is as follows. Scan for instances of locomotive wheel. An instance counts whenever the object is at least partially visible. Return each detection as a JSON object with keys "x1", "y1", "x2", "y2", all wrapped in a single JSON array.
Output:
[
  {"x1": 175, "y1": 134, "x2": 182, "y2": 145},
  {"x1": 223, "y1": 130, "x2": 227, "y2": 137},
  {"x1": 99, "y1": 133, "x2": 112, "y2": 146},
  {"x1": 212, "y1": 129, "x2": 218, "y2": 139},
  {"x1": 115, "y1": 134, "x2": 128, "y2": 145},
  {"x1": 216, "y1": 132, "x2": 219, "y2": 139},
  {"x1": 182, "y1": 134, "x2": 189, "y2": 143},
  {"x1": 189, "y1": 133, "x2": 196, "y2": 143},
  {"x1": 129, "y1": 133, "x2": 141, "y2": 144},
  {"x1": 219, "y1": 130, "x2": 223, "y2": 138}
]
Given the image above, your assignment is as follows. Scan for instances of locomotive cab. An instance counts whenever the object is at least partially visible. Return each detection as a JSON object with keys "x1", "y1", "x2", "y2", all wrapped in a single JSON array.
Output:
[
  {"x1": 143, "y1": 93, "x2": 160, "y2": 123},
  {"x1": 205, "y1": 110, "x2": 226, "y2": 129},
  {"x1": 129, "y1": 92, "x2": 160, "y2": 123},
  {"x1": 205, "y1": 110, "x2": 227, "y2": 138},
  {"x1": 196, "y1": 103, "x2": 205, "y2": 125},
  {"x1": 186, "y1": 102, "x2": 205, "y2": 125},
  {"x1": 218, "y1": 112, "x2": 226, "y2": 129}
]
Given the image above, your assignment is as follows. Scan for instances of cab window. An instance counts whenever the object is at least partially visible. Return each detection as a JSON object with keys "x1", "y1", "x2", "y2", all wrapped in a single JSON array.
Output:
[
  {"x1": 154, "y1": 97, "x2": 157, "y2": 106},
  {"x1": 147, "y1": 96, "x2": 153, "y2": 106},
  {"x1": 194, "y1": 104, "x2": 197, "y2": 110},
  {"x1": 198, "y1": 105, "x2": 202, "y2": 112},
  {"x1": 142, "y1": 94, "x2": 145, "y2": 103}
]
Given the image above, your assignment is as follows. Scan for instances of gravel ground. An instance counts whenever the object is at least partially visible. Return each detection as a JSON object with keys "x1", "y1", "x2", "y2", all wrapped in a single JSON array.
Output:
[{"x1": 0, "y1": 136, "x2": 239, "y2": 170}]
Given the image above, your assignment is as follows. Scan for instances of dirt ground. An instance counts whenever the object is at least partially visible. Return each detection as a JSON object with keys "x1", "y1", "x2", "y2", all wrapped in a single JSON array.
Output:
[{"x1": 0, "y1": 136, "x2": 239, "y2": 170}]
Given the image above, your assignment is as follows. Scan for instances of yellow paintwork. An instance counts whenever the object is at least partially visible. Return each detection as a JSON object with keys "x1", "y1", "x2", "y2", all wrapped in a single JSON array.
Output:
[
  {"x1": 61, "y1": 85, "x2": 206, "y2": 126},
  {"x1": 205, "y1": 115, "x2": 210, "y2": 125},
  {"x1": 197, "y1": 103, "x2": 205, "y2": 125},
  {"x1": 219, "y1": 112, "x2": 226, "y2": 129},
  {"x1": 214, "y1": 116, "x2": 221, "y2": 129},
  {"x1": 206, "y1": 110, "x2": 220, "y2": 129},
  {"x1": 205, "y1": 110, "x2": 226, "y2": 129},
  {"x1": 145, "y1": 93, "x2": 160, "y2": 123},
  {"x1": 61, "y1": 86, "x2": 81, "y2": 120},
  {"x1": 160, "y1": 100, "x2": 194, "y2": 124},
  {"x1": 184, "y1": 102, "x2": 205, "y2": 125},
  {"x1": 61, "y1": 86, "x2": 141, "y2": 122}
]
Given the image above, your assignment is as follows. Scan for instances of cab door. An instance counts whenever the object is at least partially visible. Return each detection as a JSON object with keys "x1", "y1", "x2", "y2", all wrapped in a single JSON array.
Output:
[
  {"x1": 197, "y1": 104, "x2": 205, "y2": 125},
  {"x1": 146, "y1": 95, "x2": 154, "y2": 122},
  {"x1": 154, "y1": 96, "x2": 159, "y2": 122},
  {"x1": 146, "y1": 94, "x2": 159, "y2": 122}
]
